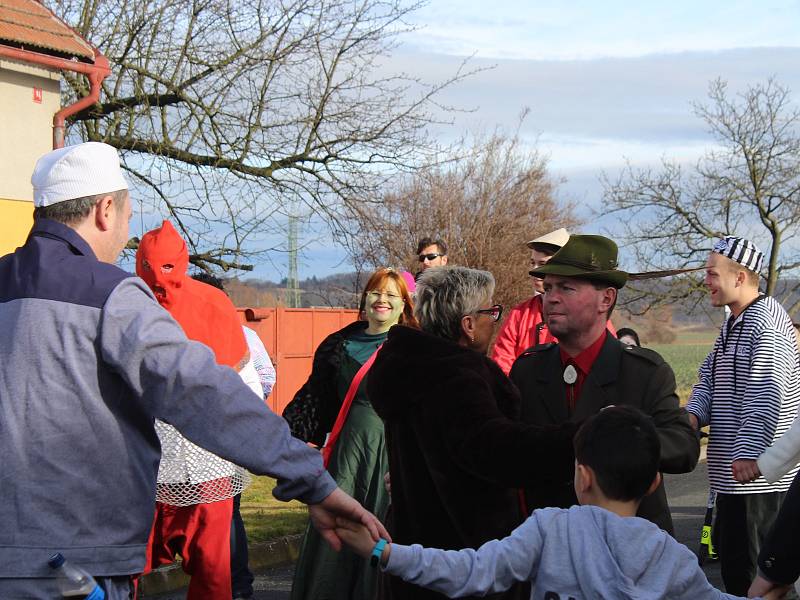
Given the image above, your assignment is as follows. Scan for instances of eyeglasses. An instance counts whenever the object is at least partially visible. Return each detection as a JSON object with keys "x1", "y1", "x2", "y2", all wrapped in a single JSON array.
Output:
[
  {"x1": 418, "y1": 253, "x2": 444, "y2": 262},
  {"x1": 475, "y1": 304, "x2": 503, "y2": 322},
  {"x1": 366, "y1": 290, "x2": 402, "y2": 302}
]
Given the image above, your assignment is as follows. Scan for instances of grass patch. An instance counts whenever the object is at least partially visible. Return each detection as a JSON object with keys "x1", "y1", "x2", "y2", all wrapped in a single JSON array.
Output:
[
  {"x1": 650, "y1": 328, "x2": 716, "y2": 404},
  {"x1": 241, "y1": 475, "x2": 309, "y2": 543}
]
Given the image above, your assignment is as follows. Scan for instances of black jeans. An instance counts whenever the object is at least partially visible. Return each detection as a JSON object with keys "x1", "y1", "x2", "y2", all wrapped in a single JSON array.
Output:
[
  {"x1": 231, "y1": 493, "x2": 254, "y2": 598},
  {"x1": 713, "y1": 491, "x2": 786, "y2": 596}
]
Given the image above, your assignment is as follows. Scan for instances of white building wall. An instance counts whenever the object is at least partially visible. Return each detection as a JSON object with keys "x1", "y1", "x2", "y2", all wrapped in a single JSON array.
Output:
[{"x1": 0, "y1": 58, "x2": 60, "y2": 201}]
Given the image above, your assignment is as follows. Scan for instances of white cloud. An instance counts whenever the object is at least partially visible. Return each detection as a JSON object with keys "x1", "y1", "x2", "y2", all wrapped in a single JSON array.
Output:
[
  {"x1": 404, "y1": 1, "x2": 800, "y2": 60},
  {"x1": 280, "y1": 45, "x2": 800, "y2": 277},
  {"x1": 255, "y1": 6, "x2": 800, "y2": 278},
  {"x1": 387, "y1": 47, "x2": 800, "y2": 158}
]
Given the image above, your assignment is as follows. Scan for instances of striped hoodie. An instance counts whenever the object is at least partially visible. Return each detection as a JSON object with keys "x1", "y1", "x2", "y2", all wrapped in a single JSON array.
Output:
[{"x1": 687, "y1": 295, "x2": 800, "y2": 494}]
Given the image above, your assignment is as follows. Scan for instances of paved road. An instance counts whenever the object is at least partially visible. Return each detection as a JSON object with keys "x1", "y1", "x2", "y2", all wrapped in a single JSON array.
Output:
[
  {"x1": 664, "y1": 458, "x2": 722, "y2": 589},
  {"x1": 149, "y1": 457, "x2": 722, "y2": 599}
]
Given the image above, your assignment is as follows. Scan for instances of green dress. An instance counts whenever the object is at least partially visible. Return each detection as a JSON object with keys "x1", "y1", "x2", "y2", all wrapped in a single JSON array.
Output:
[{"x1": 290, "y1": 329, "x2": 390, "y2": 600}]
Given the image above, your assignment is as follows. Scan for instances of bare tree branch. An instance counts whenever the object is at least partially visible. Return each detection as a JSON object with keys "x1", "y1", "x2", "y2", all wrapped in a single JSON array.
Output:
[
  {"x1": 348, "y1": 126, "x2": 582, "y2": 311},
  {"x1": 603, "y1": 78, "x2": 800, "y2": 317},
  {"x1": 52, "y1": 0, "x2": 480, "y2": 272}
]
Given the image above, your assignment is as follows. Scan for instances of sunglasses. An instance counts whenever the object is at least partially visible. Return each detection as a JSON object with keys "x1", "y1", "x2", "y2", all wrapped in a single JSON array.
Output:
[
  {"x1": 475, "y1": 304, "x2": 503, "y2": 322},
  {"x1": 418, "y1": 253, "x2": 444, "y2": 262}
]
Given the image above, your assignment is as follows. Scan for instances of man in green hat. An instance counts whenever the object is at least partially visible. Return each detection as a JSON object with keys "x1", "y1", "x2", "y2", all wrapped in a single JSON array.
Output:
[
  {"x1": 509, "y1": 234, "x2": 700, "y2": 534},
  {"x1": 491, "y1": 228, "x2": 619, "y2": 374}
]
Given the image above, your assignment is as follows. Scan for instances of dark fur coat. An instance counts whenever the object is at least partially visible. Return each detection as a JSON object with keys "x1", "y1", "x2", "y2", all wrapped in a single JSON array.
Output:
[{"x1": 368, "y1": 325, "x2": 577, "y2": 600}]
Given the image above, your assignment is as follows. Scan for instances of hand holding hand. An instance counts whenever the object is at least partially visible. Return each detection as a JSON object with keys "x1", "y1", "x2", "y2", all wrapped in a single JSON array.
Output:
[
  {"x1": 333, "y1": 517, "x2": 377, "y2": 558},
  {"x1": 762, "y1": 587, "x2": 792, "y2": 600},
  {"x1": 335, "y1": 517, "x2": 392, "y2": 565},
  {"x1": 748, "y1": 574, "x2": 791, "y2": 599},
  {"x1": 308, "y1": 487, "x2": 391, "y2": 551},
  {"x1": 732, "y1": 459, "x2": 761, "y2": 483}
]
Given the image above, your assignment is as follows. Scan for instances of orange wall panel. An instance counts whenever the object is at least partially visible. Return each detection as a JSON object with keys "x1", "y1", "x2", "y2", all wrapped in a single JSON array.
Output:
[{"x1": 239, "y1": 307, "x2": 359, "y2": 415}]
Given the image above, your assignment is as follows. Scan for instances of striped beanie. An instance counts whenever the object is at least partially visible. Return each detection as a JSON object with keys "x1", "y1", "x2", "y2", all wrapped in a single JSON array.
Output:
[{"x1": 712, "y1": 236, "x2": 763, "y2": 273}]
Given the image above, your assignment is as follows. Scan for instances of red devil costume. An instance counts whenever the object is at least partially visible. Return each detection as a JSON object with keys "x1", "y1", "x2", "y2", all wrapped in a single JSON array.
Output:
[{"x1": 136, "y1": 220, "x2": 250, "y2": 599}]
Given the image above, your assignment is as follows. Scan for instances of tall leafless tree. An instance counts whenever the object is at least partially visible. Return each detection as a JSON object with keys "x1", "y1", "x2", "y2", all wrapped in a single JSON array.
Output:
[
  {"x1": 53, "y1": 0, "x2": 476, "y2": 271},
  {"x1": 603, "y1": 78, "x2": 800, "y2": 316},
  {"x1": 351, "y1": 128, "x2": 582, "y2": 311}
]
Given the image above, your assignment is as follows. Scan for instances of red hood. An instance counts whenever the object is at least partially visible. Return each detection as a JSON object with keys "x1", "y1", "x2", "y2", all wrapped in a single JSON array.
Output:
[
  {"x1": 136, "y1": 220, "x2": 246, "y2": 368},
  {"x1": 136, "y1": 220, "x2": 189, "y2": 311}
]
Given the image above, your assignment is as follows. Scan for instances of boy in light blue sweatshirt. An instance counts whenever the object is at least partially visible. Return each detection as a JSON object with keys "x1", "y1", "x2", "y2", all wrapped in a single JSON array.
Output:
[{"x1": 336, "y1": 406, "x2": 781, "y2": 600}]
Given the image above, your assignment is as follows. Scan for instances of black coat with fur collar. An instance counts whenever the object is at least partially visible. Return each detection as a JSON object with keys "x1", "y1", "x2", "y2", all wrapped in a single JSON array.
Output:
[{"x1": 368, "y1": 325, "x2": 577, "y2": 600}]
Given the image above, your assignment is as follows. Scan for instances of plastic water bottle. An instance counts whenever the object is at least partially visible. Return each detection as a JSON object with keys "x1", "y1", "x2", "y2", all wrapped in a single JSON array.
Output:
[{"x1": 47, "y1": 553, "x2": 106, "y2": 599}]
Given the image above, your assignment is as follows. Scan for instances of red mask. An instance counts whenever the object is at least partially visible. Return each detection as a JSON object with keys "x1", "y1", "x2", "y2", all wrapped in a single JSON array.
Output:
[
  {"x1": 136, "y1": 220, "x2": 189, "y2": 311},
  {"x1": 136, "y1": 220, "x2": 246, "y2": 368}
]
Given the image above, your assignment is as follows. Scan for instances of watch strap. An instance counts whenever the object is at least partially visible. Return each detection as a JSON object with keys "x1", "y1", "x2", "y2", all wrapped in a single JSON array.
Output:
[{"x1": 370, "y1": 538, "x2": 388, "y2": 567}]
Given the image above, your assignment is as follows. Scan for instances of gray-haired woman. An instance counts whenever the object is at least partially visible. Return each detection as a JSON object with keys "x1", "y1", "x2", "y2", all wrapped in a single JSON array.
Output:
[{"x1": 367, "y1": 266, "x2": 577, "y2": 600}]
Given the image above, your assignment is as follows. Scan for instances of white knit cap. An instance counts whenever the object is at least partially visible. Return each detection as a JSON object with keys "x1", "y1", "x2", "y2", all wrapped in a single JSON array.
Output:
[
  {"x1": 31, "y1": 142, "x2": 128, "y2": 207},
  {"x1": 712, "y1": 236, "x2": 764, "y2": 273}
]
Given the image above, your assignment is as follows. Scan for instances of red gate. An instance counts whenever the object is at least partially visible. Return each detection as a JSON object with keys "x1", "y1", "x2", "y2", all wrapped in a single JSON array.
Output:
[{"x1": 238, "y1": 307, "x2": 359, "y2": 415}]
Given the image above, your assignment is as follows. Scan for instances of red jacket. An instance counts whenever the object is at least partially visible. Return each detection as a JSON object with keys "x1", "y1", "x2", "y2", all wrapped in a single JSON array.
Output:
[{"x1": 491, "y1": 294, "x2": 616, "y2": 375}]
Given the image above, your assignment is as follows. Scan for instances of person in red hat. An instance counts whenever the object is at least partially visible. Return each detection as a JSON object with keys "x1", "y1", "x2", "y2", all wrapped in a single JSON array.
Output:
[{"x1": 136, "y1": 220, "x2": 257, "y2": 599}]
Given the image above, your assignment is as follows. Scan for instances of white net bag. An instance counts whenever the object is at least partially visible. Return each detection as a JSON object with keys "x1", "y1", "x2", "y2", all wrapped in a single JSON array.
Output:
[{"x1": 155, "y1": 420, "x2": 251, "y2": 506}]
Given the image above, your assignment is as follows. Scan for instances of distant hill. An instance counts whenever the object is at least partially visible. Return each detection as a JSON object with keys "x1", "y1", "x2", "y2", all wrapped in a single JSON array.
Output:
[{"x1": 226, "y1": 271, "x2": 362, "y2": 309}]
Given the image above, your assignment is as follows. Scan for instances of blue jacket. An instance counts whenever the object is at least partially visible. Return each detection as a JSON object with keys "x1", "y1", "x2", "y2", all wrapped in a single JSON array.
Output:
[
  {"x1": 386, "y1": 505, "x2": 747, "y2": 599},
  {"x1": 0, "y1": 219, "x2": 335, "y2": 578}
]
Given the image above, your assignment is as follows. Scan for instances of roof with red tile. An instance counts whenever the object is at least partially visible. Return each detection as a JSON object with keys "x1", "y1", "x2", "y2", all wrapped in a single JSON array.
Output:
[{"x1": 0, "y1": 0, "x2": 95, "y2": 61}]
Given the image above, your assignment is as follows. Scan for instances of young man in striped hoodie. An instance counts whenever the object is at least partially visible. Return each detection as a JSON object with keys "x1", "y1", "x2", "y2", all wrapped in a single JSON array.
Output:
[{"x1": 687, "y1": 236, "x2": 800, "y2": 596}]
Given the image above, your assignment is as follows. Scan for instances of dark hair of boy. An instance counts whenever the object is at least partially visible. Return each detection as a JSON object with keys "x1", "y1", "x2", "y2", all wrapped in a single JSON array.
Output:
[
  {"x1": 416, "y1": 237, "x2": 448, "y2": 255},
  {"x1": 573, "y1": 406, "x2": 660, "y2": 502}
]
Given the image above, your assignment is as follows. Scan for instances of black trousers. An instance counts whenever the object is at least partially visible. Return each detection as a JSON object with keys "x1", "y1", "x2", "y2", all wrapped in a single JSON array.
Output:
[
  {"x1": 713, "y1": 491, "x2": 786, "y2": 596},
  {"x1": 231, "y1": 493, "x2": 254, "y2": 598}
]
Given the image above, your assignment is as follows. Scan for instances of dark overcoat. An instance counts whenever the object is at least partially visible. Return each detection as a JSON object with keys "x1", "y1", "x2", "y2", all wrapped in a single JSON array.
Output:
[
  {"x1": 369, "y1": 325, "x2": 577, "y2": 600},
  {"x1": 510, "y1": 333, "x2": 701, "y2": 533}
]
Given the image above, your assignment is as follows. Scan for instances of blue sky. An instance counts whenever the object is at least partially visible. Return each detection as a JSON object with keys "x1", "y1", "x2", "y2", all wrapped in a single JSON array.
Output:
[{"x1": 246, "y1": 1, "x2": 800, "y2": 280}]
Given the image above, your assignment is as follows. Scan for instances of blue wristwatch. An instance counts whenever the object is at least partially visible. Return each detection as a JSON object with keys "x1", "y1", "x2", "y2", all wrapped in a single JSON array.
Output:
[{"x1": 371, "y1": 538, "x2": 388, "y2": 567}]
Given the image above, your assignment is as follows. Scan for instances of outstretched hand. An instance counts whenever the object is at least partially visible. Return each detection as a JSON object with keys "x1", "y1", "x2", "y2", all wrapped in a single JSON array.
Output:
[
  {"x1": 749, "y1": 574, "x2": 792, "y2": 599},
  {"x1": 308, "y1": 487, "x2": 391, "y2": 551}
]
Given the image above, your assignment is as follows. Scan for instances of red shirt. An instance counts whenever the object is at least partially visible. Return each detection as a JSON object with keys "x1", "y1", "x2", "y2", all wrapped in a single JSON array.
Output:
[
  {"x1": 559, "y1": 330, "x2": 608, "y2": 412},
  {"x1": 491, "y1": 294, "x2": 617, "y2": 375}
]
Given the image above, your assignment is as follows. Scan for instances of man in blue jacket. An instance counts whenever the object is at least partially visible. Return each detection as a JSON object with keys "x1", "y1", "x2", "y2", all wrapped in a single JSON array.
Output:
[{"x1": 0, "y1": 142, "x2": 386, "y2": 599}]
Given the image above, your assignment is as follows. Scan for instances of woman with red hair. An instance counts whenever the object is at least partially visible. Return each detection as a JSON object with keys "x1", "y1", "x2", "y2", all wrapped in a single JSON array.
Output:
[{"x1": 285, "y1": 268, "x2": 416, "y2": 600}]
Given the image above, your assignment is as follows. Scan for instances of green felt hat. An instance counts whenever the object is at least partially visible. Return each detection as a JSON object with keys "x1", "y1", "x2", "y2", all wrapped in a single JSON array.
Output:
[{"x1": 529, "y1": 234, "x2": 628, "y2": 288}]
